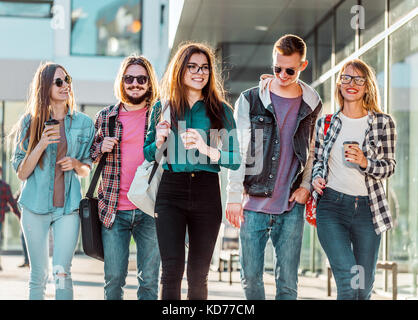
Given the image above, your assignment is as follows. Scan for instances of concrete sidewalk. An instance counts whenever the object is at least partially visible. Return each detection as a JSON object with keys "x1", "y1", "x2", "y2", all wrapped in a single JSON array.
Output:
[{"x1": 0, "y1": 254, "x2": 390, "y2": 300}]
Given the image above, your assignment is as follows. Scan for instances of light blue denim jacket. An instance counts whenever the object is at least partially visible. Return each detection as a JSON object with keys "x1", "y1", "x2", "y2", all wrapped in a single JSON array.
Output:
[{"x1": 11, "y1": 110, "x2": 95, "y2": 214}]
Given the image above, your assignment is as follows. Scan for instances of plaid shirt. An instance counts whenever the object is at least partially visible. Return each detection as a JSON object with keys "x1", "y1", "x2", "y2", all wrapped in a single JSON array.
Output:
[
  {"x1": 90, "y1": 103, "x2": 149, "y2": 228},
  {"x1": 0, "y1": 180, "x2": 21, "y2": 223},
  {"x1": 312, "y1": 110, "x2": 397, "y2": 235}
]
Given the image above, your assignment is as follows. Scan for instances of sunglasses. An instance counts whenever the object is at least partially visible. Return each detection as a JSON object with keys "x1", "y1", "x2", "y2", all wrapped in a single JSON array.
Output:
[
  {"x1": 123, "y1": 75, "x2": 149, "y2": 85},
  {"x1": 54, "y1": 75, "x2": 72, "y2": 87},
  {"x1": 273, "y1": 66, "x2": 297, "y2": 76},
  {"x1": 340, "y1": 74, "x2": 366, "y2": 86}
]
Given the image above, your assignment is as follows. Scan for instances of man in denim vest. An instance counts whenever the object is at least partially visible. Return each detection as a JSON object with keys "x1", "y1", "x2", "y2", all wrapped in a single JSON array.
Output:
[{"x1": 226, "y1": 34, "x2": 322, "y2": 300}]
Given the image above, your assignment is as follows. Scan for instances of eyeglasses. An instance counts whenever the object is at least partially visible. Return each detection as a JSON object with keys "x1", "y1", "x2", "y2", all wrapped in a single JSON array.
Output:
[
  {"x1": 123, "y1": 75, "x2": 149, "y2": 85},
  {"x1": 54, "y1": 75, "x2": 72, "y2": 87},
  {"x1": 340, "y1": 74, "x2": 366, "y2": 86},
  {"x1": 273, "y1": 66, "x2": 299, "y2": 76},
  {"x1": 187, "y1": 63, "x2": 210, "y2": 74}
]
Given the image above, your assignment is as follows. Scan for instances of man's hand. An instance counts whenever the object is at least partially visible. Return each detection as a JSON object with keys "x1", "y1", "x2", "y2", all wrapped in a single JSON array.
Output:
[
  {"x1": 226, "y1": 203, "x2": 244, "y2": 229},
  {"x1": 101, "y1": 137, "x2": 118, "y2": 153},
  {"x1": 289, "y1": 187, "x2": 310, "y2": 205}
]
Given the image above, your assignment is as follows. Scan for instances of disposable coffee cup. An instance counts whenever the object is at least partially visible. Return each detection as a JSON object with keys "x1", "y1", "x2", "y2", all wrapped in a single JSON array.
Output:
[
  {"x1": 343, "y1": 141, "x2": 359, "y2": 162},
  {"x1": 343, "y1": 141, "x2": 359, "y2": 153},
  {"x1": 44, "y1": 119, "x2": 60, "y2": 139},
  {"x1": 180, "y1": 131, "x2": 192, "y2": 149}
]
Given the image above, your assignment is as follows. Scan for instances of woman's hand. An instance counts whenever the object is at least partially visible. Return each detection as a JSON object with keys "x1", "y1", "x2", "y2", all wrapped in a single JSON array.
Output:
[
  {"x1": 180, "y1": 129, "x2": 206, "y2": 151},
  {"x1": 345, "y1": 145, "x2": 368, "y2": 168},
  {"x1": 156, "y1": 120, "x2": 171, "y2": 149},
  {"x1": 56, "y1": 157, "x2": 77, "y2": 171},
  {"x1": 312, "y1": 177, "x2": 326, "y2": 195},
  {"x1": 39, "y1": 126, "x2": 60, "y2": 150}
]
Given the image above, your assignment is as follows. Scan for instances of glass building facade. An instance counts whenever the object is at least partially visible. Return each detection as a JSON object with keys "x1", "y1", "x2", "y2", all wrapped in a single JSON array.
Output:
[{"x1": 293, "y1": 0, "x2": 418, "y2": 298}]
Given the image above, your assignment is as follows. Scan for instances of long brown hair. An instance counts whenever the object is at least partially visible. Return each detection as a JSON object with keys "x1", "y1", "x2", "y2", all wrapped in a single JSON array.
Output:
[
  {"x1": 11, "y1": 62, "x2": 76, "y2": 169},
  {"x1": 114, "y1": 54, "x2": 159, "y2": 108},
  {"x1": 160, "y1": 42, "x2": 231, "y2": 129},
  {"x1": 335, "y1": 59, "x2": 383, "y2": 113}
]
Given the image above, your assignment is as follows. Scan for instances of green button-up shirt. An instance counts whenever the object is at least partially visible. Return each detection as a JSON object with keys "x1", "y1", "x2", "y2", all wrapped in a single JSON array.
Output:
[{"x1": 144, "y1": 100, "x2": 240, "y2": 172}]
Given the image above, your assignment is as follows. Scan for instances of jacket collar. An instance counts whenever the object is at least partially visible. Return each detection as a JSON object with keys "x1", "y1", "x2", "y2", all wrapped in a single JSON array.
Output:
[
  {"x1": 108, "y1": 102, "x2": 122, "y2": 118},
  {"x1": 258, "y1": 76, "x2": 321, "y2": 111}
]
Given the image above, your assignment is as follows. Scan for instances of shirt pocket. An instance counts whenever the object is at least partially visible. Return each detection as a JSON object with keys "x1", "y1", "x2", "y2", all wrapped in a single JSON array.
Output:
[{"x1": 250, "y1": 115, "x2": 274, "y2": 141}]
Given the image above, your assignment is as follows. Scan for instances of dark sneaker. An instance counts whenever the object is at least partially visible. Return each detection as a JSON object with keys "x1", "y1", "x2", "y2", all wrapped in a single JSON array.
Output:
[{"x1": 18, "y1": 263, "x2": 30, "y2": 268}]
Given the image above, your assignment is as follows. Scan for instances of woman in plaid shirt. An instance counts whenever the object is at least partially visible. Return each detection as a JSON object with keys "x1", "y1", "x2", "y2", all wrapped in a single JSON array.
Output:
[{"x1": 311, "y1": 59, "x2": 397, "y2": 300}]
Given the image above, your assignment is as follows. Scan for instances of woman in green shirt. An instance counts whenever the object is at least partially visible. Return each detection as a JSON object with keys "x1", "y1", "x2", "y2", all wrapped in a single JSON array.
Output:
[{"x1": 144, "y1": 42, "x2": 240, "y2": 300}]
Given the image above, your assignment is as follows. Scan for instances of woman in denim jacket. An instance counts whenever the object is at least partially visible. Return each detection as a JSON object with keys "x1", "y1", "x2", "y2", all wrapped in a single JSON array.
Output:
[
  {"x1": 11, "y1": 62, "x2": 95, "y2": 300},
  {"x1": 311, "y1": 59, "x2": 397, "y2": 300}
]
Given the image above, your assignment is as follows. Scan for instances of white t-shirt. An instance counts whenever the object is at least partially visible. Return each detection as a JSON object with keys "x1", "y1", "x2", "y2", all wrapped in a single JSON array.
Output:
[{"x1": 327, "y1": 112, "x2": 369, "y2": 196}]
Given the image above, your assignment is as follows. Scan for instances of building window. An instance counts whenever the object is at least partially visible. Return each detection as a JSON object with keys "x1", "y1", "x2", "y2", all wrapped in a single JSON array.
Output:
[
  {"x1": 390, "y1": 0, "x2": 418, "y2": 25},
  {"x1": 0, "y1": 0, "x2": 52, "y2": 18},
  {"x1": 360, "y1": 40, "x2": 385, "y2": 110},
  {"x1": 360, "y1": 0, "x2": 385, "y2": 46},
  {"x1": 335, "y1": 0, "x2": 357, "y2": 65},
  {"x1": 388, "y1": 16, "x2": 418, "y2": 287},
  {"x1": 71, "y1": 0, "x2": 143, "y2": 57},
  {"x1": 317, "y1": 16, "x2": 333, "y2": 76}
]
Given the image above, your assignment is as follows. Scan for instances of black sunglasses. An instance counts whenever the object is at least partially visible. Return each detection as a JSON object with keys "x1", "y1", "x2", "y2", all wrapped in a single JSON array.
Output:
[
  {"x1": 54, "y1": 75, "x2": 72, "y2": 87},
  {"x1": 186, "y1": 63, "x2": 210, "y2": 75},
  {"x1": 273, "y1": 66, "x2": 296, "y2": 76},
  {"x1": 340, "y1": 74, "x2": 366, "y2": 86},
  {"x1": 123, "y1": 75, "x2": 149, "y2": 85}
]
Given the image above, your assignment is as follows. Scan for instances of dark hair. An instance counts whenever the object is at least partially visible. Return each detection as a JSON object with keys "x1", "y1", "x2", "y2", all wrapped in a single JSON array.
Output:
[{"x1": 273, "y1": 34, "x2": 307, "y2": 60}]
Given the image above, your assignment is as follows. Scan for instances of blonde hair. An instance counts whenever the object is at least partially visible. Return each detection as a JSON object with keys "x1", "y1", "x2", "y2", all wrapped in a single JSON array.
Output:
[
  {"x1": 11, "y1": 62, "x2": 76, "y2": 169},
  {"x1": 114, "y1": 54, "x2": 159, "y2": 108},
  {"x1": 335, "y1": 59, "x2": 383, "y2": 113}
]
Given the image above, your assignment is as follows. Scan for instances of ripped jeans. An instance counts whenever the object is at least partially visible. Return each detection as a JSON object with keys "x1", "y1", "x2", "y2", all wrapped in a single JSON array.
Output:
[{"x1": 21, "y1": 206, "x2": 80, "y2": 300}]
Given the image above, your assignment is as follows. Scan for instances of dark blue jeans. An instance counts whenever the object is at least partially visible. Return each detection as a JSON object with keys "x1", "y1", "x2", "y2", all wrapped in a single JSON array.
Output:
[
  {"x1": 239, "y1": 203, "x2": 305, "y2": 300},
  {"x1": 102, "y1": 209, "x2": 160, "y2": 300},
  {"x1": 316, "y1": 187, "x2": 381, "y2": 300}
]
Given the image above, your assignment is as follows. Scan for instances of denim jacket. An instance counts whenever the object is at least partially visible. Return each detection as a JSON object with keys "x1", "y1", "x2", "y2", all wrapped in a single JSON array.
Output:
[
  {"x1": 11, "y1": 110, "x2": 95, "y2": 214},
  {"x1": 227, "y1": 77, "x2": 322, "y2": 203}
]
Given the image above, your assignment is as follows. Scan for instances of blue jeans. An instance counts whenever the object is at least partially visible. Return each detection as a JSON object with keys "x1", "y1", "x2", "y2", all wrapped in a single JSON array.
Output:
[
  {"x1": 239, "y1": 203, "x2": 305, "y2": 300},
  {"x1": 316, "y1": 187, "x2": 381, "y2": 300},
  {"x1": 20, "y1": 206, "x2": 80, "y2": 300},
  {"x1": 102, "y1": 209, "x2": 160, "y2": 300}
]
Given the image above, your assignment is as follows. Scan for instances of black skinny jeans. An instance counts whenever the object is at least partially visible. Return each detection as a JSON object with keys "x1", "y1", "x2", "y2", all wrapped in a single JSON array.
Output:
[{"x1": 154, "y1": 170, "x2": 222, "y2": 300}]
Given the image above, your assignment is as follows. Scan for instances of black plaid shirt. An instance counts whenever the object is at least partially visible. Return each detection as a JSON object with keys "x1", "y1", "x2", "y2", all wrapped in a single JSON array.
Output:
[
  {"x1": 0, "y1": 180, "x2": 21, "y2": 223},
  {"x1": 312, "y1": 110, "x2": 397, "y2": 235}
]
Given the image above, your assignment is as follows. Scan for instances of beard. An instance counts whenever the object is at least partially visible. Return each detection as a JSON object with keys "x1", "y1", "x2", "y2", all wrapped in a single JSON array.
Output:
[{"x1": 125, "y1": 89, "x2": 151, "y2": 105}]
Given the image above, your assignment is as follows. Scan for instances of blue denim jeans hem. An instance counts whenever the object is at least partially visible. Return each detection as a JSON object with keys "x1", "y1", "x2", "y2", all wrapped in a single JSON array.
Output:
[
  {"x1": 239, "y1": 203, "x2": 305, "y2": 300},
  {"x1": 21, "y1": 206, "x2": 80, "y2": 300},
  {"x1": 102, "y1": 209, "x2": 160, "y2": 300},
  {"x1": 316, "y1": 187, "x2": 381, "y2": 300}
]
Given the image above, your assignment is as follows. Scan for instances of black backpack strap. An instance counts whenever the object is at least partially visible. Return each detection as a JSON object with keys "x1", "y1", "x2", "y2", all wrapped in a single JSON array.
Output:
[{"x1": 86, "y1": 107, "x2": 117, "y2": 199}]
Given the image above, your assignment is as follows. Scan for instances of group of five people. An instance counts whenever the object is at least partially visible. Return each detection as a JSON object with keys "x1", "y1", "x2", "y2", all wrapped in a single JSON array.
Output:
[{"x1": 10, "y1": 33, "x2": 397, "y2": 300}]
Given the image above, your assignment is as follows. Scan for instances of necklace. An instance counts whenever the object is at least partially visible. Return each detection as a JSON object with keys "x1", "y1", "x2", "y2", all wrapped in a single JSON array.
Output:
[{"x1": 122, "y1": 105, "x2": 129, "y2": 112}]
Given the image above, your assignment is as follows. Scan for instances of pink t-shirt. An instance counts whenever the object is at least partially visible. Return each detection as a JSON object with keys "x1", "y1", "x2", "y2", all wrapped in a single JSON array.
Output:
[{"x1": 117, "y1": 107, "x2": 147, "y2": 210}]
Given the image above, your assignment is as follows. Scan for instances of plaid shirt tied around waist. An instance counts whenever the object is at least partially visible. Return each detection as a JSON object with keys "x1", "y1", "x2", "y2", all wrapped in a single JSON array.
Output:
[{"x1": 312, "y1": 110, "x2": 397, "y2": 235}]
